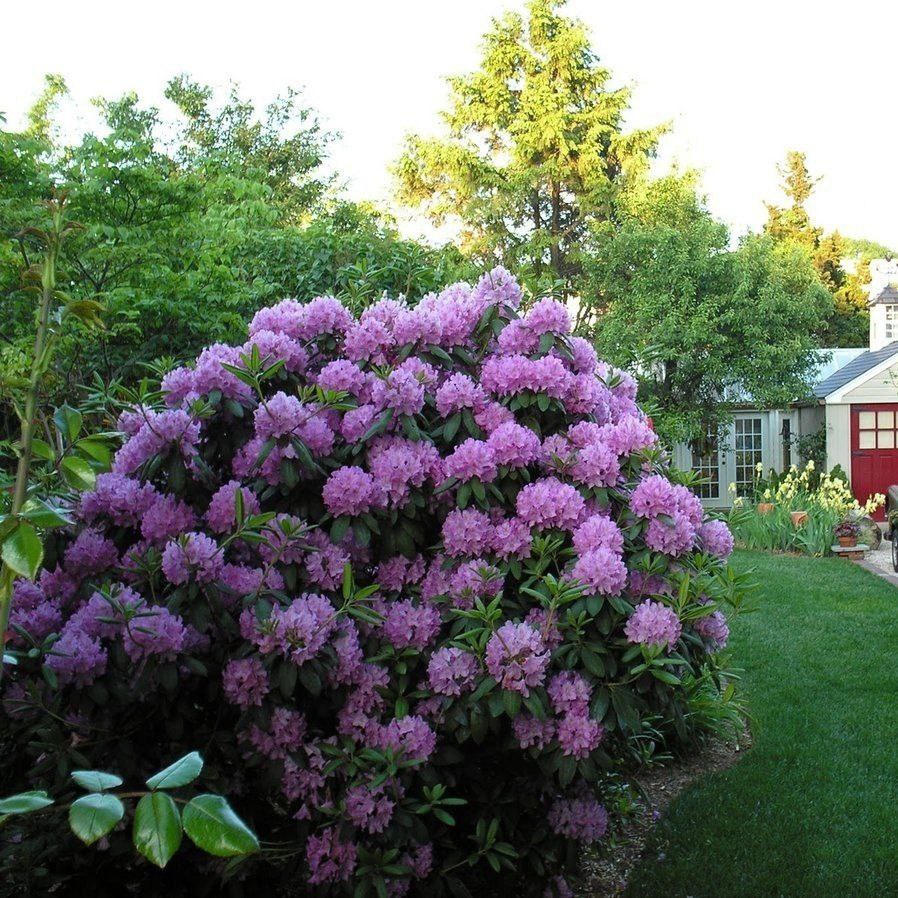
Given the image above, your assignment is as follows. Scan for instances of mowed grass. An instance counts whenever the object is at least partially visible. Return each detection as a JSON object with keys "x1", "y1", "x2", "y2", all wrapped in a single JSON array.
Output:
[{"x1": 624, "y1": 549, "x2": 898, "y2": 898}]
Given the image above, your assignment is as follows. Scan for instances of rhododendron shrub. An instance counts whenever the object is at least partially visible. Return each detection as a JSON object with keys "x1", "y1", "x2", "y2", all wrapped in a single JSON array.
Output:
[{"x1": 1, "y1": 269, "x2": 740, "y2": 896}]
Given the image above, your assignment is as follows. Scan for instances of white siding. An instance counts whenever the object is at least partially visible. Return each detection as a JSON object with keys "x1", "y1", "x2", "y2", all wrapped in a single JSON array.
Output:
[
  {"x1": 842, "y1": 361, "x2": 898, "y2": 403},
  {"x1": 825, "y1": 403, "x2": 851, "y2": 477}
]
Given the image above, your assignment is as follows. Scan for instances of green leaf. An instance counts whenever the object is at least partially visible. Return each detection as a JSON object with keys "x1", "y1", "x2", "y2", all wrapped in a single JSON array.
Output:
[
  {"x1": 580, "y1": 647, "x2": 605, "y2": 677},
  {"x1": 0, "y1": 790, "x2": 54, "y2": 814},
  {"x1": 330, "y1": 516, "x2": 351, "y2": 543},
  {"x1": 1, "y1": 522, "x2": 43, "y2": 579},
  {"x1": 444, "y1": 413, "x2": 462, "y2": 443},
  {"x1": 589, "y1": 687, "x2": 611, "y2": 721},
  {"x1": 299, "y1": 665, "x2": 322, "y2": 696},
  {"x1": 146, "y1": 752, "x2": 204, "y2": 790},
  {"x1": 20, "y1": 498, "x2": 72, "y2": 529},
  {"x1": 71, "y1": 770, "x2": 124, "y2": 792},
  {"x1": 133, "y1": 792, "x2": 182, "y2": 868},
  {"x1": 278, "y1": 662, "x2": 297, "y2": 699},
  {"x1": 61, "y1": 456, "x2": 95, "y2": 491},
  {"x1": 650, "y1": 668, "x2": 681, "y2": 686},
  {"x1": 29, "y1": 438, "x2": 55, "y2": 461},
  {"x1": 558, "y1": 756, "x2": 576, "y2": 787},
  {"x1": 502, "y1": 690, "x2": 521, "y2": 718},
  {"x1": 54, "y1": 405, "x2": 83, "y2": 442},
  {"x1": 69, "y1": 793, "x2": 125, "y2": 845},
  {"x1": 538, "y1": 332, "x2": 555, "y2": 355},
  {"x1": 432, "y1": 807, "x2": 456, "y2": 826},
  {"x1": 182, "y1": 794, "x2": 259, "y2": 857},
  {"x1": 75, "y1": 437, "x2": 112, "y2": 466}
]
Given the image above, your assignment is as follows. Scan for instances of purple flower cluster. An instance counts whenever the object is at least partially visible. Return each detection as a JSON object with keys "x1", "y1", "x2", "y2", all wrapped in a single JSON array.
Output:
[
  {"x1": 243, "y1": 593, "x2": 337, "y2": 665},
  {"x1": 428, "y1": 647, "x2": 479, "y2": 696},
  {"x1": 694, "y1": 601, "x2": 730, "y2": 650},
  {"x1": 161, "y1": 532, "x2": 222, "y2": 585},
  {"x1": 113, "y1": 409, "x2": 201, "y2": 475},
  {"x1": 444, "y1": 439, "x2": 497, "y2": 483},
  {"x1": 485, "y1": 622, "x2": 550, "y2": 696},
  {"x1": 381, "y1": 600, "x2": 441, "y2": 650},
  {"x1": 624, "y1": 600, "x2": 683, "y2": 649},
  {"x1": 323, "y1": 466, "x2": 386, "y2": 517},
  {"x1": 222, "y1": 658, "x2": 271, "y2": 708},
  {"x1": 306, "y1": 827, "x2": 357, "y2": 885},
  {"x1": 631, "y1": 473, "x2": 704, "y2": 556},
  {"x1": 570, "y1": 546, "x2": 628, "y2": 595},
  {"x1": 698, "y1": 519, "x2": 735, "y2": 558},
  {"x1": 435, "y1": 373, "x2": 486, "y2": 417},
  {"x1": 548, "y1": 798, "x2": 609, "y2": 842},
  {"x1": 516, "y1": 478, "x2": 585, "y2": 531}
]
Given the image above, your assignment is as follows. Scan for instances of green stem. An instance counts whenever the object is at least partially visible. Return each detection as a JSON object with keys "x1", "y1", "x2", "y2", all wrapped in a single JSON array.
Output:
[{"x1": 0, "y1": 207, "x2": 62, "y2": 679}]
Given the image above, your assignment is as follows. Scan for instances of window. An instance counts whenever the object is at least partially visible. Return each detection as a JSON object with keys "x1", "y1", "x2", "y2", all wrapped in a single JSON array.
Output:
[
  {"x1": 781, "y1": 418, "x2": 792, "y2": 469},
  {"x1": 886, "y1": 306, "x2": 897, "y2": 341},
  {"x1": 690, "y1": 430, "x2": 720, "y2": 499},
  {"x1": 734, "y1": 417, "x2": 763, "y2": 495},
  {"x1": 857, "y1": 410, "x2": 898, "y2": 450}
]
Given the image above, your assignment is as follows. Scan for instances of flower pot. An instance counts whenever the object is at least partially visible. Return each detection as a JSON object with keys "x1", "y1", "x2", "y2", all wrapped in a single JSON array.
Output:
[
  {"x1": 837, "y1": 535, "x2": 858, "y2": 548},
  {"x1": 790, "y1": 510, "x2": 808, "y2": 527},
  {"x1": 757, "y1": 502, "x2": 775, "y2": 515}
]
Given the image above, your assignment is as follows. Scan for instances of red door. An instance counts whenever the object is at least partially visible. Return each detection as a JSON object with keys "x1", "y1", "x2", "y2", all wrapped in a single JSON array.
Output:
[{"x1": 850, "y1": 404, "x2": 898, "y2": 521}]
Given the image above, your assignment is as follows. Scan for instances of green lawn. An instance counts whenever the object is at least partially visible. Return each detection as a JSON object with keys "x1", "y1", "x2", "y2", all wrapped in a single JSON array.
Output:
[{"x1": 624, "y1": 549, "x2": 898, "y2": 898}]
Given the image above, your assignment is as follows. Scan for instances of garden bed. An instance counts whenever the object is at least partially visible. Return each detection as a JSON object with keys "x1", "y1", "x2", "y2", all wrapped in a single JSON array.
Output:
[{"x1": 582, "y1": 728, "x2": 749, "y2": 896}]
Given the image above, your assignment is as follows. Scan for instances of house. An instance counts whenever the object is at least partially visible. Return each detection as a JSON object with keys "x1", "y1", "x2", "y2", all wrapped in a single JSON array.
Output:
[{"x1": 674, "y1": 259, "x2": 898, "y2": 519}]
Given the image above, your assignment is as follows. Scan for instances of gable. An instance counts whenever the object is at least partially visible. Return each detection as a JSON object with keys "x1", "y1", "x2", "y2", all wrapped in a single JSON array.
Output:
[
  {"x1": 842, "y1": 360, "x2": 898, "y2": 403},
  {"x1": 815, "y1": 343, "x2": 898, "y2": 400}
]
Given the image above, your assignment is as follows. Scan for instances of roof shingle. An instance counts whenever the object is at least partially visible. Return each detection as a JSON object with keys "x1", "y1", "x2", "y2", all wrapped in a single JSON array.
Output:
[{"x1": 869, "y1": 284, "x2": 898, "y2": 305}]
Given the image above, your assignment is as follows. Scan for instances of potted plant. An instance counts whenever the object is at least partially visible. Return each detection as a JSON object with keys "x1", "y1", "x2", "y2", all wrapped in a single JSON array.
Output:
[
  {"x1": 834, "y1": 518, "x2": 861, "y2": 548},
  {"x1": 756, "y1": 486, "x2": 775, "y2": 515}
]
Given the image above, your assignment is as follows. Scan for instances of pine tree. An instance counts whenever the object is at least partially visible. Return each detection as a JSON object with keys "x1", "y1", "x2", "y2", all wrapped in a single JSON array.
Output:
[
  {"x1": 394, "y1": 0, "x2": 664, "y2": 298},
  {"x1": 764, "y1": 151, "x2": 867, "y2": 346}
]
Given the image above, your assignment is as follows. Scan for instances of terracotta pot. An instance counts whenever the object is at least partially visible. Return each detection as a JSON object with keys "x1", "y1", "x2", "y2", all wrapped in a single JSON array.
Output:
[
  {"x1": 838, "y1": 535, "x2": 858, "y2": 548},
  {"x1": 757, "y1": 502, "x2": 775, "y2": 515},
  {"x1": 790, "y1": 510, "x2": 808, "y2": 527}
]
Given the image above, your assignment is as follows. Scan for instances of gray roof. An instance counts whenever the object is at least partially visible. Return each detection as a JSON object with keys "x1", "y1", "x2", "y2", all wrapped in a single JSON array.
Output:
[
  {"x1": 870, "y1": 284, "x2": 898, "y2": 305},
  {"x1": 813, "y1": 341, "x2": 898, "y2": 398}
]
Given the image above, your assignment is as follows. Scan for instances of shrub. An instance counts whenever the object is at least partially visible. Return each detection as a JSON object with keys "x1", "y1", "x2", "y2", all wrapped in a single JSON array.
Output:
[{"x1": 2, "y1": 268, "x2": 740, "y2": 896}]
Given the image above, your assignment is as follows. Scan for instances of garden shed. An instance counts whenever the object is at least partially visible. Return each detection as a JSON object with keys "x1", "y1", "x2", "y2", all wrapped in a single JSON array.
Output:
[{"x1": 676, "y1": 261, "x2": 898, "y2": 515}]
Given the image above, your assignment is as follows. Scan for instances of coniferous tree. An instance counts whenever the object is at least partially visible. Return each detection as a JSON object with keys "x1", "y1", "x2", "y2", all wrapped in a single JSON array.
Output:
[{"x1": 394, "y1": 0, "x2": 664, "y2": 298}]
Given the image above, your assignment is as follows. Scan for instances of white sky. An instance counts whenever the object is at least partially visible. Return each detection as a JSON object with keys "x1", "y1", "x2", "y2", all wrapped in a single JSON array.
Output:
[{"x1": 4, "y1": 0, "x2": 897, "y2": 249}]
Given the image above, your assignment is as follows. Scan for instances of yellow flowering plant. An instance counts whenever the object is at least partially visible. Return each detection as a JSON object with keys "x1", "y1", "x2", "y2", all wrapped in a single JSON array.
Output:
[{"x1": 729, "y1": 461, "x2": 884, "y2": 556}]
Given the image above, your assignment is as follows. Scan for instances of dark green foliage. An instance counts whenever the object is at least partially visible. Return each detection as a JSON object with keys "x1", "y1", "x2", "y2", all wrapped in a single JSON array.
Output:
[{"x1": 586, "y1": 175, "x2": 832, "y2": 445}]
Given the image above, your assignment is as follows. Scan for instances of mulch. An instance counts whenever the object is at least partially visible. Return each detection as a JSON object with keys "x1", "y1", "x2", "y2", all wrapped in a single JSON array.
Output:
[{"x1": 579, "y1": 727, "x2": 751, "y2": 896}]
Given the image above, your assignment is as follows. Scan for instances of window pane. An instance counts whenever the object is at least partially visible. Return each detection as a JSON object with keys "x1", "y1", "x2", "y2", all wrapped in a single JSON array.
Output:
[
  {"x1": 879, "y1": 431, "x2": 895, "y2": 449},
  {"x1": 879, "y1": 411, "x2": 895, "y2": 429},
  {"x1": 859, "y1": 412, "x2": 876, "y2": 429},
  {"x1": 734, "y1": 417, "x2": 763, "y2": 495},
  {"x1": 860, "y1": 431, "x2": 876, "y2": 449}
]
